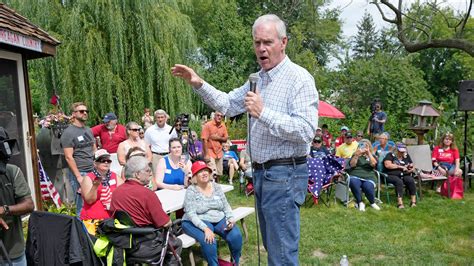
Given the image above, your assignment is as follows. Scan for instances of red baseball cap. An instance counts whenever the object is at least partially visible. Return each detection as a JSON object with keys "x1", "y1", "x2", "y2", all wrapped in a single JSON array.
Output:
[{"x1": 191, "y1": 161, "x2": 212, "y2": 176}]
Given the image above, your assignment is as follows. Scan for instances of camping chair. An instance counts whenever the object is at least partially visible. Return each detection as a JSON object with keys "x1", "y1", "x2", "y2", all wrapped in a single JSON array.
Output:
[
  {"x1": 307, "y1": 155, "x2": 345, "y2": 207},
  {"x1": 406, "y1": 145, "x2": 448, "y2": 199},
  {"x1": 338, "y1": 170, "x2": 382, "y2": 208}
]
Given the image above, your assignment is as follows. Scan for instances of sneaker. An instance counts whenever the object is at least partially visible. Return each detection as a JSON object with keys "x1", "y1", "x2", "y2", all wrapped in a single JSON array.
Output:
[
  {"x1": 229, "y1": 180, "x2": 233, "y2": 184},
  {"x1": 358, "y1": 202, "x2": 366, "y2": 212},
  {"x1": 370, "y1": 203, "x2": 381, "y2": 211}
]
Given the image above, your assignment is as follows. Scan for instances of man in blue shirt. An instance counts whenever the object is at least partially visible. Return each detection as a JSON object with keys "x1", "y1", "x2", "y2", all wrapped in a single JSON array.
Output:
[{"x1": 172, "y1": 14, "x2": 318, "y2": 266}]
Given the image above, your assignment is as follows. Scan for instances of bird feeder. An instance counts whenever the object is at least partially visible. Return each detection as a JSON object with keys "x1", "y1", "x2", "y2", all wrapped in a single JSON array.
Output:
[{"x1": 407, "y1": 100, "x2": 440, "y2": 144}]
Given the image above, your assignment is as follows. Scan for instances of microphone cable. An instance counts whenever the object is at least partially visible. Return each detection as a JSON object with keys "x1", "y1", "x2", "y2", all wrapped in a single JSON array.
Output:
[{"x1": 246, "y1": 73, "x2": 261, "y2": 265}]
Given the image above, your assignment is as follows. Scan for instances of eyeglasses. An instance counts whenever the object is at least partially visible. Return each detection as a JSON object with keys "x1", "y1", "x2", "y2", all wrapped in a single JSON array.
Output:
[
  {"x1": 141, "y1": 168, "x2": 152, "y2": 174},
  {"x1": 75, "y1": 109, "x2": 88, "y2": 114},
  {"x1": 98, "y1": 159, "x2": 112, "y2": 164},
  {"x1": 128, "y1": 128, "x2": 140, "y2": 132}
]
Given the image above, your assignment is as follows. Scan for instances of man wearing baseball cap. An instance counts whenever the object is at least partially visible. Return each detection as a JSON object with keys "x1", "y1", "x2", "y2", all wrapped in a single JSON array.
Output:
[
  {"x1": 91, "y1": 112, "x2": 127, "y2": 153},
  {"x1": 383, "y1": 143, "x2": 417, "y2": 208},
  {"x1": 335, "y1": 126, "x2": 350, "y2": 148},
  {"x1": 336, "y1": 132, "x2": 359, "y2": 159}
]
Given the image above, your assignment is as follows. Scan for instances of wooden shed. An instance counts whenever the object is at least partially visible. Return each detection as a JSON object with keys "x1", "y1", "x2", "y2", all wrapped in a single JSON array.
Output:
[{"x1": 0, "y1": 3, "x2": 60, "y2": 208}]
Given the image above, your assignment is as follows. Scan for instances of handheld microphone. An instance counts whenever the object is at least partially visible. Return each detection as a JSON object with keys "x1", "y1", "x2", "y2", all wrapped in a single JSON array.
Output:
[{"x1": 249, "y1": 73, "x2": 259, "y2": 93}]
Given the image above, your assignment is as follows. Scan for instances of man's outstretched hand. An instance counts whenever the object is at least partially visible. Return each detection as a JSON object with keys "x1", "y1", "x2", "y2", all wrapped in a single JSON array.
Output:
[{"x1": 171, "y1": 64, "x2": 204, "y2": 89}]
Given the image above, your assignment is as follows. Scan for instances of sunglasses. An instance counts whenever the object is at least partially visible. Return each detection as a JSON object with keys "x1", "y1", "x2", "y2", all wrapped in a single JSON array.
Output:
[
  {"x1": 313, "y1": 140, "x2": 322, "y2": 143},
  {"x1": 357, "y1": 135, "x2": 363, "y2": 137},
  {"x1": 75, "y1": 109, "x2": 88, "y2": 114},
  {"x1": 129, "y1": 128, "x2": 140, "y2": 132},
  {"x1": 97, "y1": 159, "x2": 112, "y2": 164}
]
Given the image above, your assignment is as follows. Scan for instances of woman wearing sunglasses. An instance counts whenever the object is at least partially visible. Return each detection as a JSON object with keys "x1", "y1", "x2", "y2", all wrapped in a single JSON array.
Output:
[
  {"x1": 80, "y1": 149, "x2": 123, "y2": 234},
  {"x1": 117, "y1": 121, "x2": 152, "y2": 166}
]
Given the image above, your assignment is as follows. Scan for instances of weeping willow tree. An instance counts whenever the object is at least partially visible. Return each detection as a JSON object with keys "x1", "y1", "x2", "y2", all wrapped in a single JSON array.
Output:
[{"x1": 7, "y1": 0, "x2": 200, "y2": 124}]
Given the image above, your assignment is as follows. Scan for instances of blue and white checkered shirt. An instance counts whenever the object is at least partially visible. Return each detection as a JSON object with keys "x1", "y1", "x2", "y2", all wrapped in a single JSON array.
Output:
[{"x1": 195, "y1": 56, "x2": 319, "y2": 163}]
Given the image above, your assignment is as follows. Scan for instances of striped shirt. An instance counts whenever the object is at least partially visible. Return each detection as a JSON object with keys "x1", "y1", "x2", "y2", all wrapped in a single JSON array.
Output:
[{"x1": 195, "y1": 56, "x2": 319, "y2": 163}]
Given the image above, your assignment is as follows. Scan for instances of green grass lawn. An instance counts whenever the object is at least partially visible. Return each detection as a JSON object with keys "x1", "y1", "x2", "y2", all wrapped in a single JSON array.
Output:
[{"x1": 184, "y1": 183, "x2": 474, "y2": 265}]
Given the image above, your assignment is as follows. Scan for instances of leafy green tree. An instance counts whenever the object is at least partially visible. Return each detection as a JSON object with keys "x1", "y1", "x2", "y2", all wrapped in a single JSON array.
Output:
[
  {"x1": 7, "y1": 0, "x2": 199, "y2": 124},
  {"x1": 353, "y1": 12, "x2": 379, "y2": 59},
  {"x1": 328, "y1": 53, "x2": 433, "y2": 140}
]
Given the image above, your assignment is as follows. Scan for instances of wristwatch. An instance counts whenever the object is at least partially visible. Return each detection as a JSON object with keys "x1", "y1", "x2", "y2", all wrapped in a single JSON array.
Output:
[{"x1": 2, "y1": 205, "x2": 10, "y2": 216}]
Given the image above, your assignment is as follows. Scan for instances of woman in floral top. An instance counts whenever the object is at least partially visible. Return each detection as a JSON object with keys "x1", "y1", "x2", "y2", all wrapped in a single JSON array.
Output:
[{"x1": 182, "y1": 161, "x2": 242, "y2": 265}]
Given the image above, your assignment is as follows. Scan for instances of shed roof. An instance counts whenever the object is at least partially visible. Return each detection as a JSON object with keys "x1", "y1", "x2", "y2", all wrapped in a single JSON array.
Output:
[{"x1": 0, "y1": 3, "x2": 60, "y2": 58}]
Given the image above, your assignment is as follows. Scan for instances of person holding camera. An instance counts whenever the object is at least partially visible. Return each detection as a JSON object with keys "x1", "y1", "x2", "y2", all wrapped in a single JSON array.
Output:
[
  {"x1": 0, "y1": 127, "x2": 34, "y2": 265},
  {"x1": 367, "y1": 101, "x2": 387, "y2": 137},
  {"x1": 80, "y1": 149, "x2": 123, "y2": 234},
  {"x1": 347, "y1": 139, "x2": 381, "y2": 211},
  {"x1": 383, "y1": 143, "x2": 417, "y2": 208},
  {"x1": 182, "y1": 161, "x2": 242, "y2": 266}
]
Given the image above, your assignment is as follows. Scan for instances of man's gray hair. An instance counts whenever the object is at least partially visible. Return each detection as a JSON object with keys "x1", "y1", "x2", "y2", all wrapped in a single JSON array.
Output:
[
  {"x1": 252, "y1": 14, "x2": 287, "y2": 40},
  {"x1": 154, "y1": 109, "x2": 169, "y2": 118},
  {"x1": 124, "y1": 156, "x2": 150, "y2": 179}
]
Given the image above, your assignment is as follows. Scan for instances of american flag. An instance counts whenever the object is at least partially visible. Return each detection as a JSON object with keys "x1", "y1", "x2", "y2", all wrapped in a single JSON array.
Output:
[
  {"x1": 307, "y1": 155, "x2": 345, "y2": 197},
  {"x1": 38, "y1": 158, "x2": 62, "y2": 208}
]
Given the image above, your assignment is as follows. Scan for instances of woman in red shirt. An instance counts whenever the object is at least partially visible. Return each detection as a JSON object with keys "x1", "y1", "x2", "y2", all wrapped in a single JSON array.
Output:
[
  {"x1": 80, "y1": 149, "x2": 123, "y2": 234},
  {"x1": 432, "y1": 133, "x2": 462, "y2": 177}
]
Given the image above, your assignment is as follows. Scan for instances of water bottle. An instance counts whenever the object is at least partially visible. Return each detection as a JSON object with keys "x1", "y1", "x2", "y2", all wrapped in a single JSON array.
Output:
[
  {"x1": 340, "y1": 255, "x2": 349, "y2": 266},
  {"x1": 239, "y1": 171, "x2": 245, "y2": 184}
]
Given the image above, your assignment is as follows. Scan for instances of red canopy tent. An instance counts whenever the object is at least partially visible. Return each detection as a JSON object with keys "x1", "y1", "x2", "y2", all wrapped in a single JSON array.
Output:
[{"x1": 318, "y1": 100, "x2": 345, "y2": 119}]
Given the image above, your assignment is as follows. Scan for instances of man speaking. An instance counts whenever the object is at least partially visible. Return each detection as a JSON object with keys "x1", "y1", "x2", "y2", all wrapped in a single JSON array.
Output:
[{"x1": 172, "y1": 14, "x2": 318, "y2": 265}]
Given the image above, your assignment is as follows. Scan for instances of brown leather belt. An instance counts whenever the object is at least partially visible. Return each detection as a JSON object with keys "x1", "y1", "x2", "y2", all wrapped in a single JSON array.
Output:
[{"x1": 252, "y1": 156, "x2": 307, "y2": 170}]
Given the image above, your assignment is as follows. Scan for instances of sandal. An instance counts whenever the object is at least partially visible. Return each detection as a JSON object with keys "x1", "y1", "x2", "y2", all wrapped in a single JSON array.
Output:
[
  {"x1": 397, "y1": 204, "x2": 405, "y2": 209},
  {"x1": 410, "y1": 202, "x2": 417, "y2": 207}
]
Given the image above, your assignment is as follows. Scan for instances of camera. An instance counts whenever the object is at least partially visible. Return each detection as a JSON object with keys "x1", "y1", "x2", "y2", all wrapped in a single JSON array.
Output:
[
  {"x1": 171, "y1": 113, "x2": 190, "y2": 135},
  {"x1": 358, "y1": 142, "x2": 366, "y2": 149},
  {"x1": 370, "y1": 98, "x2": 381, "y2": 114}
]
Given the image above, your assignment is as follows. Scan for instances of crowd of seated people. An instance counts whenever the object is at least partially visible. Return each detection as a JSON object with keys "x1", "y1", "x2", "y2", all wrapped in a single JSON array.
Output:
[
  {"x1": 308, "y1": 123, "x2": 467, "y2": 209},
  {"x1": 36, "y1": 103, "x2": 466, "y2": 264}
]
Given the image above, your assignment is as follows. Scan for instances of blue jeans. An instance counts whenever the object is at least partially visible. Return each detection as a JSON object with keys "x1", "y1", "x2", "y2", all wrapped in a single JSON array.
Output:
[
  {"x1": 68, "y1": 170, "x2": 87, "y2": 217},
  {"x1": 253, "y1": 163, "x2": 308, "y2": 266},
  {"x1": 349, "y1": 176, "x2": 375, "y2": 204},
  {"x1": 182, "y1": 218, "x2": 242, "y2": 266},
  {"x1": 11, "y1": 253, "x2": 26, "y2": 266}
]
